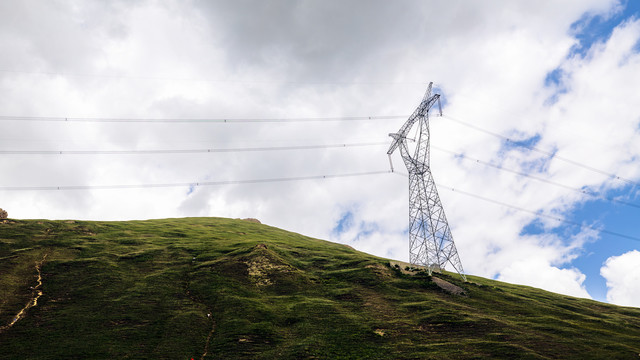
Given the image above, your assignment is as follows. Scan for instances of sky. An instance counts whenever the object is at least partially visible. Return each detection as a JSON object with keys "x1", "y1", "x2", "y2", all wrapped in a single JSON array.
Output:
[{"x1": 1, "y1": 0, "x2": 639, "y2": 307}]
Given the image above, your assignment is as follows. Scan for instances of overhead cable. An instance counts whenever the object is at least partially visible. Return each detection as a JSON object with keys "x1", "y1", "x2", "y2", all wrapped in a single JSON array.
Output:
[
  {"x1": 435, "y1": 181, "x2": 640, "y2": 243},
  {"x1": 431, "y1": 145, "x2": 640, "y2": 211},
  {"x1": 0, "y1": 115, "x2": 407, "y2": 123},
  {"x1": 0, "y1": 170, "x2": 391, "y2": 191},
  {"x1": 0, "y1": 142, "x2": 388, "y2": 155},
  {"x1": 441, "y1": 114, "x2": 639, "y2": 187},
  {"x1": 394, "y1": 172, "x2": 640, "y2": 242},
  {"x1": 3, "y1": 167, "x2": 638, "y2": 242}
]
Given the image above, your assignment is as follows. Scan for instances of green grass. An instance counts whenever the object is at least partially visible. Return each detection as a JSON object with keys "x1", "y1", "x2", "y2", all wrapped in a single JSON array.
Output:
[{"x1": 1, "y1": 217, "x2": 639, "y2": 359}]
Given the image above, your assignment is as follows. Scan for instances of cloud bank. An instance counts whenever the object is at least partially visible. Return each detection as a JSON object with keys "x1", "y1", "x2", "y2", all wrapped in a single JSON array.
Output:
[
  {"x1": 1, "y1": 0, "x2": 639, "y2": 301},
  {"x1": 601, "y1": 250, "x2": 640, "y2": 307}
]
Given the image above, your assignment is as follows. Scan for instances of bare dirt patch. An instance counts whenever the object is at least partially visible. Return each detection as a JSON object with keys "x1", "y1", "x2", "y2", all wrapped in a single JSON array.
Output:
[
  {"x1": 245, "y1": 244, "x2": 292, "y2": 286},
  {"x1": 366, "y1": 263, "x2": 393, "y2": 278},
  {"x1": 0, "y1": 254, "x2": 48, "y2": 333}
]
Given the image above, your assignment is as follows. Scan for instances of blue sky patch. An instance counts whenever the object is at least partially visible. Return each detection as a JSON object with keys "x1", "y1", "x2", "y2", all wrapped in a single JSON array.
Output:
[
  {"x1": 433, "y1": 85, "x2": 448, "y2": 111},
  {"x1": 544, "y1": 68, "x2": 568, "y2": 105},
  {"x1": 544, "y1": 68, "x2": 565, "y2": 88},
  {"x1": 353, "y1": 221, "x2": 380, "y2": 241},
  {"x1": 633, "y1": 36, "x2": 640, "y2": 53},
  {"x1": 544, "y1": 0, "x2": 640, "y2": 104},
  {"x1": 566, "y1": 0, "x2": 640, "y2": 59},
  {"x1": 519, "y1": 156, "x2": 552, "y2": 175},
  {"x1": 495, "y1": 133, "x2": 556, "y2": 174},
  {"x1": 520, "y1": 218, "x2": 551, "y2": 237},
  {"x1": 568, "y1": 186, "x2": 640, "y2": 302},
  {"x1": 503, "y1": 133, "x2": 542, "y2": 150},
  {"x1": 333, "y1": 210, "x2": 354, "y2": 235},
  {"x1": 520, "y1": 182, "x2": 640, "y2": 302}
]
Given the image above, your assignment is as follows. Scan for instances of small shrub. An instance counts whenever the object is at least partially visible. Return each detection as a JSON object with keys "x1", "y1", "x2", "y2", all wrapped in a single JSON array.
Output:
[{"x1": 0, "y1": 208, "x2": 7, "y2": 219}]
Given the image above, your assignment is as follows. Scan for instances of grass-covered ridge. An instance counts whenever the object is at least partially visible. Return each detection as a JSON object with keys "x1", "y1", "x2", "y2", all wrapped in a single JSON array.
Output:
[{"x1": 1, "y1": 217, "x2": 639, "y2": 359}]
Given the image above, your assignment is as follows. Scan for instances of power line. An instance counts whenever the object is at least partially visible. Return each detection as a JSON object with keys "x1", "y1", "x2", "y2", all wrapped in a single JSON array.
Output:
[
  {"x1": 0, "y1": 142, "x2": 388, "y2": 155},
  {"x1": 3, "y1": 164, "x2": 638, "y2": 242},
  {"x1": 441, "y1": 114, "x2": 639, "y2": 187},
  {"x1": 435, "y1": 182, "x2": 640, "y2": 243},
  {"x1": 0, "y1": 170, "x2": 391, "y2": 191},
  {"x1": 431, "y1": 145, "x2": 640, "y2": 211},
  {"x1": 395, "y1": 172, "x2": 640, "y2": 242},
  {"x1": 5, "y1": 111, "x2": 634, "y2": 192},
  {"x1": 0, "y1": 115, "x2": 407, "y2": 123},
  {"x1": 393, "y1": 172, "x2": 640, "y2": 242},
  {"x1": 9, "y1": 137, "x2": 637, "y2": 211},
  {"x1": 2, "y1": 109, "x2": 636, "y2": 191}
]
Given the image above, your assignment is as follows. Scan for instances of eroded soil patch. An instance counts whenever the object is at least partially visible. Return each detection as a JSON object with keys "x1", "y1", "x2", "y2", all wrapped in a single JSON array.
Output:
[{"x1": 0, "y1": 254, "x2": 47, "y2": 333}]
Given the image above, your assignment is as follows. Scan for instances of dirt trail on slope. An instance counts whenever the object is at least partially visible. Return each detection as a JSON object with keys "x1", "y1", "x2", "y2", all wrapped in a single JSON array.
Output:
[
  {"x1": 185, "y1": 286, "x2": 216, "y2": 360},
  {"x1": 0, "y1": 254, "x2": 48, "y2": 333}
]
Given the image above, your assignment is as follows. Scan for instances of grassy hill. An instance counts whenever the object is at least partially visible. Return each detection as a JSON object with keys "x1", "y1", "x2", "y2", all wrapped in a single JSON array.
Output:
[{"x1": 1, "y1": 217, "x2": 639, "y2": 359}]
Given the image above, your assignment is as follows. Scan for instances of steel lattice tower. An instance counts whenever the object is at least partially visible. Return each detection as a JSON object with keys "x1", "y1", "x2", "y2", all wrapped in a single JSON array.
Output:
[{"x1": 388, "y1": 83, "x2": 466, "y2": 280}]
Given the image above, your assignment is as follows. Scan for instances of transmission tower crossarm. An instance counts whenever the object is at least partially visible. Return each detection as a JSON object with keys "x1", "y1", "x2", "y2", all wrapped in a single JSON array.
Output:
[
  {"x1": 387, "y1": 82, "x2": 441, "y2": 156},
  {"x1": 387, "y1": 113, "x2": 420, "y2": 155},
  {"x1": 419, "y1": 94, "x2": 441, "y2": 117}
]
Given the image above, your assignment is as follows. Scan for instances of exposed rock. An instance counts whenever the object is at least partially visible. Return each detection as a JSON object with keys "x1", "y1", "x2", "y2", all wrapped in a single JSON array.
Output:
[
  {"x1": 389, "y1": 261, "x2": 466, "y2": 295},
  {"x1": 432, "y1": 276, "x2": 467, "y2": 296}
]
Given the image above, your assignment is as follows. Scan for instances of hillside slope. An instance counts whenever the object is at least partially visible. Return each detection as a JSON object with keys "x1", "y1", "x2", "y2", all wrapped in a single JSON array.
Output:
[{"x1": 1, "y1": 218, "x2": 639, "y2": 359}]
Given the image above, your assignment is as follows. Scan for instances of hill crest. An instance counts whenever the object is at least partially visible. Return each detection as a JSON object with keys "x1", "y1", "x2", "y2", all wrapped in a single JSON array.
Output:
[{"x1": 1, "y1": 217, "x2": 639, "y2": 359}]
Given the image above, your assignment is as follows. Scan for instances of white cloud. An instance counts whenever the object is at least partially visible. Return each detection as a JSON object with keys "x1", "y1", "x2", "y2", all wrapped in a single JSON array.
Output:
[
  {"x1": 498, "y1": 258, "x2": 591, "y2": 299},
  {"x1": 1, "y1": 0, "x2": 638, "y2": 302},
  {"x1": 601, "y1": 250, "x2": 640, "y2": 307}
]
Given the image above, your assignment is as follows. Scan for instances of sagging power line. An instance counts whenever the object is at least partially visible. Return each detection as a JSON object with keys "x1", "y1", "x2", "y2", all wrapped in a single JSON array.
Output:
[
  {"x1": 436, "y1": 181, "x2": 640, "y2": 243},
  {"x1": 0, "y1": 115, "x2": 406, "y2": 123},
  {"x1": 5, "y1": 110, "x2": 632, "y2": 192},
  {"x1": 2, "y1": 102, "x2": 637, "y2": 246},
  {"x1": 441, "y1": 114, "x2": 640, "y2": 188},
  {"x1": 2, "y1": 162, "x2": 638, "y2": 243},
  {"x1": 0, "y1": 170, "x2": 391, "y2": 191},
  {"x1": 431, "y1": 145, "x2": 640, "y2": 211},
  {"x1": 390, "y1": 172, "x2": 640, "y2": 243},
  {"x1": 0, "y1": 142, "x2": 388, "y2": 155},
  {"x1": 3, "y1": 114, "x2": 638, "y2": 213}
]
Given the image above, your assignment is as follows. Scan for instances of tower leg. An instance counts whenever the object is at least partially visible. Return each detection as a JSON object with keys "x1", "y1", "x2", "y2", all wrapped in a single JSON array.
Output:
[{"x1": 408, "y1": 169, "x2": 466, "y2": 281}]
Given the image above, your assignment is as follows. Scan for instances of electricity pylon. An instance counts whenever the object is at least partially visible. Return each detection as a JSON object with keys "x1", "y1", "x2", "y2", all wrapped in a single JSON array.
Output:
[{"x1": 388, "y1": 83, "x2": 466, "y2": 280}]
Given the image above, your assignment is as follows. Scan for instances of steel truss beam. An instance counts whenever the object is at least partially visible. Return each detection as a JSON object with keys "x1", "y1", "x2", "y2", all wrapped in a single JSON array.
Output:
[{"x1": 388, "y1": 83, "x2": 466, "y2": 281}]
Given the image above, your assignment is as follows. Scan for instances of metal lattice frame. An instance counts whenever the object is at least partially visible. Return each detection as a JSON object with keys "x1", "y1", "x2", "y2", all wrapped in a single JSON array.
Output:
[{"x1": 388, "y1": 83, "x2": 466, "y2": 280}]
